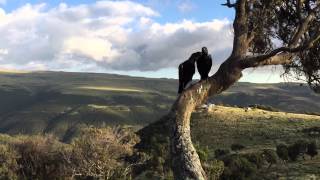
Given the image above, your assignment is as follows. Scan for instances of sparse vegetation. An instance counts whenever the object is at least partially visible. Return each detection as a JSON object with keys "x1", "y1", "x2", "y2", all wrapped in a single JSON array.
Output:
[
  {"x1": 306, "y1": 142, "x2": 318, "y2": 159},
  {"x1": 276, "y1": 144, "x2": 289, "y2": 161},
  {"x1": 0, "y1": 72, "x2": 319, "y2": 179},
  {"x1": 231, "y1": 143, "x2": 245, "y2": 152},
  {"x1": 0, "y1": 126, "x2": 138, "y2": 179}
]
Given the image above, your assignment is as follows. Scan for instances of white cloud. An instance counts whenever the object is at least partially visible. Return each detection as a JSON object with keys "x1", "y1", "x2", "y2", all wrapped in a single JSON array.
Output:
[
  {"x1": 0, "y1": 0, "x2": 6, "y2": 5},
  {"x1": 0, "y1": 48, "x2": 8, "y2": 55},
  {"x1": 178, "y1": 1, "x2": 195, "y2": 13},
  {"x1": 0, "y1": 1, "x2": 233, "y2": 74}
]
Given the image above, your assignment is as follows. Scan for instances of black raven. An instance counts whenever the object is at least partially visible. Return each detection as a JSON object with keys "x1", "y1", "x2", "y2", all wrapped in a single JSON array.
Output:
[
  {"x1": 178, "y1": 52, "x2": 202, "y2": 93},
  {"x1": 197, "y1": 47, "x2": 212, "y2": 80}
]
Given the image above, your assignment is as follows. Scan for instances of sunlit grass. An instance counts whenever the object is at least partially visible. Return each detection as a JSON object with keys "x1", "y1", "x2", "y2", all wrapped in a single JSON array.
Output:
[
  {"x1": 77, "y1": 86, "x2": 145, "y2": 92},
  {"x1": 0, "y1": 69, "x2": 31, "y2": 74}
]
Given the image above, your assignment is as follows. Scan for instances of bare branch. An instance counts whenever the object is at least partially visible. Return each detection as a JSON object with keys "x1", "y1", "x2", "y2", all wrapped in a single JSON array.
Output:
[
  {"x1": 297, "y1": 0, "x2": 303, "y2": 20},
  {"x1": 222, "y1": 0, "x2": 236, "y2": 8},
  {"x1": 241, "y1": 53, "x2": 294, "y2": 68},
  {"x1": 240, "y1": 34, "x2": 320, "y2": 68},
  {"x1": 290, "y1": 12, "x2": 316, "y2": 47}
]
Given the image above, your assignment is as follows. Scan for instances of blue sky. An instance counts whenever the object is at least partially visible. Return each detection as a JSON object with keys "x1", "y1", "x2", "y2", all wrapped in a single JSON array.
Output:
[
  {"x1": 0, "y1": 0, "x2": 287, "y2": 83},
  {"x1": 1, "y1": 0, "x2": 234, "y2": 20}
]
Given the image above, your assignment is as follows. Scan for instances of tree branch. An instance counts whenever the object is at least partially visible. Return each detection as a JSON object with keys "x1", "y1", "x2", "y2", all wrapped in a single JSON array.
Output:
[
  {"x1": 240, "y1": 34, "x2": 320, "y2": 68},
  {"x1": 290, "y1": 11, "x2": 316, "y2": 47},
  {"x1": 221, "y1": 0, "x2": 236, "y2": 8}
]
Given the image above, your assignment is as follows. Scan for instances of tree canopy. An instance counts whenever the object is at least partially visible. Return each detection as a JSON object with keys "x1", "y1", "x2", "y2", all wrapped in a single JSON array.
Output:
[{"x1": 225, "y1": 0, "x2": 320, "y2": 92}]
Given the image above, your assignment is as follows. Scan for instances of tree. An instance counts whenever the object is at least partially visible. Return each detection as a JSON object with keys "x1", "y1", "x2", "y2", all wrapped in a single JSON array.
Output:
[{"x1": 138, "y1": 1, "x2": 320, "y2": 179}]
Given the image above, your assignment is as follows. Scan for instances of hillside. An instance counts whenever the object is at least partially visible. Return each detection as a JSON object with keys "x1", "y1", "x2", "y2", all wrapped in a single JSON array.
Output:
[
  {"x1": 136, "y1": 105, "x2": 320, "y2": 179},
  {"x1": 1, "y1": 105, "x2": 320, "y2": 179},
  {"x1": 0, "y1": 71, "x2": 319, "y2": 140}
]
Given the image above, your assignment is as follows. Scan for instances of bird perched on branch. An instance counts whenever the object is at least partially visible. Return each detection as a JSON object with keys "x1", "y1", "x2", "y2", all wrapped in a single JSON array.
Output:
[
  {"x1": 197, "y1": 47, "x2": 212, "y2": 80},
  {"x1": 178, "y1": 52, "x2": 202, "y2": 93}
]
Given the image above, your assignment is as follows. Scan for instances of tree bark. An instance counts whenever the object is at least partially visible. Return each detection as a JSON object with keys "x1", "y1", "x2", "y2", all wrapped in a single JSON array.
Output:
[{"x1": 170, "y1": 59, "x2": 243, "y2": 180}]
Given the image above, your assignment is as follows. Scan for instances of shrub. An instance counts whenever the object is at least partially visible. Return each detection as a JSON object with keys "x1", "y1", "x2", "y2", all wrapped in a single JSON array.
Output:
[
  {"x1": 231, "y1": 143, "x2": 245, "y2": 152},
  {"x1": 13, "y1": 135, "x2": 72, "y2": 179},
  {"x1": 276, "y1": 144, "x2": 289, "y2": 161},
  {"x1": 306, "y1": 142, "x2": 318, "y2": 159},
  {"x1": 221, "y1": 155, "x2": 257, "y2": 180},
  {"x1": 203, "y1": 160, "x2": 224, "y2": 180},
  {"x1": 288, "y1": 140, "x2": 308, "y2": 161},
  {"x1": 71, "y1": 126, "x2": 139, "y2": 179},
  {"x1": 196, "y1": 146, "x2": 209, "y2": 162},
  {"x1": 0, "y1": 144, "x2": 19, "y2": 180},
  {"x1": 214, "y1": 149, "x2": 231, "y2": 158},
  {"x1": 302, "y1": 127, "x2": 320, "y2": 137},
  {"x1": 244, "y1": 152, "x2": 264, "y2": 169},
  {"x1": 262, "y1": 149, "x2": 278, "y2": 168}
]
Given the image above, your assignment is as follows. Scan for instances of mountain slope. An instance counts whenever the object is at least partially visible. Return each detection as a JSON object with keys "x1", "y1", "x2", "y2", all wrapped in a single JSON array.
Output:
[{"x1": 0, "y1": 71, "x2": 319, "y2": 139}]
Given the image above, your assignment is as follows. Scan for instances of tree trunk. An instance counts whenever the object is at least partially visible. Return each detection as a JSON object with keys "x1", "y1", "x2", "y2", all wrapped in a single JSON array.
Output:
[{"x1": 169, "y1": 59, "x2": 243, "y2": 180}]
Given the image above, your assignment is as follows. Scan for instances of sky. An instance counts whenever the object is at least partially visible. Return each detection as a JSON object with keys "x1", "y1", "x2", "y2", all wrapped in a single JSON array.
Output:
[{"x1": 0, "y1": 0, "x2": 288, "y2": 83}]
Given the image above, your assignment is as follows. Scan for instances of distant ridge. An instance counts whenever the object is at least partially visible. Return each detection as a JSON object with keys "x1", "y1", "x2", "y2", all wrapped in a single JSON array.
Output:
[{"x1": 0, "y1": 70, "x2": 319, "y2": 139}]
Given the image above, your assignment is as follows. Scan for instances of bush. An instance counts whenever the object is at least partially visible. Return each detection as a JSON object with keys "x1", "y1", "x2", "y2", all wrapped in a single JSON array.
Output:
[
  {"x1": 0, "y1": 126, "x2": 139, "y2": 179},
  {"x1": 302, "y1": 127, "x2": 320, "y2": 137},
  {"x1": 221, "y1": 155, "x2": 257, "y2": 180},
  {"x1": 262, "y1": 149, "x2": 278, "y2": 168},
  {"x1": 306, "y1": 142, "x2": 318, "y2": 159},
  {"x1": 231, "y1": 143, "x2": 245, "y2": 152},
  {"x1": 288, "y1": 140, "x2": 308, "y2": 161},
  {"x1": 203, "y1": 160, "x2": 225, "y2": 180},
  {"x1": 196, "y1": 146, "x2": 209, "y2": 162},
  {"x1": 244, "y1": 152, "x2": 264, "y2": 169},
  {"x1": 14, "y1": 135, "x2": 72, "y2": 179},
  {"x1": 0, "y1": 144, "x2": 19, "y2": 179},
  {"x1": 214, "y1": 149, "x2": 231, "y2": 158},
  {"x1": 71, "y1": 126, "x2": 138, "y2": 179},
  {"x1": 276, "y1": 144, "x2": 289, "y2": 161}
]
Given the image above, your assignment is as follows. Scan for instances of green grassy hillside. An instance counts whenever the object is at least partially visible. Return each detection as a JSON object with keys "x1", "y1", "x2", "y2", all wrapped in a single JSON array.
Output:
[
  {"x1": 0, "y1": 71, "x2": 319, "y2": 141},
  {"x1": 136, "y1": 106, "x2": 320, "y2": 179}
]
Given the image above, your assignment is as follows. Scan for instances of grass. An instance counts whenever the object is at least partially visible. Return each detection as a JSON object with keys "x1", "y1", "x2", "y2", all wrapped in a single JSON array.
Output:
[
  {"x1": 190, "y1": 106, "x2": 320, "y2": 179},
  {"x1": 0, "y1": 69, "x2": 31, "y2": 74},
  {"x1": 77, "y1": 86, "x2": 145, "y2": 92},
  {"x1": 0, "y1": 70, "x2": 319, "y2": 142}
]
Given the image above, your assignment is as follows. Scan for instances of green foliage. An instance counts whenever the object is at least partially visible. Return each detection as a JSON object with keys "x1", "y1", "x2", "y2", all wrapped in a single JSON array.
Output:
[
  {"x1": 262, "y1": 149, "x2": 278, "y2": 168},
  {"x1": 221, "y1": 155, "x2": 257, "y2": 180},
  {"x1": 203, "y1": 160, "x2": 224, "y2": 180},
  {"x1": 302, "y1": 127, "x2": 320, "y2": 137},
  {"x1": 306, "y1": 142, "x2": 318, "y2": 159},
  {"x1": 288, "y1": 140, "x2": 308, "y2": 161},
  {"x1": 231, "y1": 143, "x2": 245, "y2": 152},
  {"x1": 244, "y1": 152, "x2": 264, "y2": 169},
  {"x1": 214, "y1": 149, "x2": 231, "y2": 159},
  {"x1": 195, "y1": 144, "x2": 210, "y2": 162},
  {"x1": 276, "y1": 144, "x2": 289, "y2": 161}
]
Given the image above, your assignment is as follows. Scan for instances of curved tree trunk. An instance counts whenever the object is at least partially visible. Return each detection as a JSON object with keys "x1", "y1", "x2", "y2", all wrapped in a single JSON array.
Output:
[
  {"x1": 165, "y1": 0, "x2": 316, "y2": 178},
  {"x1": 169, "y1": 59, "x2": 243, "y2": 180}
]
